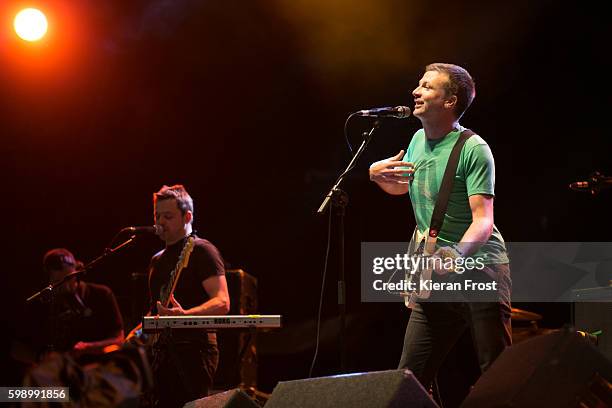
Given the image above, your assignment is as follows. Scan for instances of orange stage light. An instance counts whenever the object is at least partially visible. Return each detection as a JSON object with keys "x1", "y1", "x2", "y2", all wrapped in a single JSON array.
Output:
[{"x1": 14, "y1": 7, "x2": 48, "y2": 42}]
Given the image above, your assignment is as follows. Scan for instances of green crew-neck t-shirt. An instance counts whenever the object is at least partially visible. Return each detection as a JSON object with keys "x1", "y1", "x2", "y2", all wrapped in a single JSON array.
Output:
[{"x1": 403, "y1": 126, "x2": 509, "y2": 265}]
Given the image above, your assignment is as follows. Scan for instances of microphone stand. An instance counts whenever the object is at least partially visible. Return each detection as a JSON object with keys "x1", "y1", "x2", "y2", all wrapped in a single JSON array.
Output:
[
  {"x1": 317, "y1": 120, "x2": 380, "y2": 372},
  {"x1": 27, "y1": 235, "x2": 139, "y2": 304}
]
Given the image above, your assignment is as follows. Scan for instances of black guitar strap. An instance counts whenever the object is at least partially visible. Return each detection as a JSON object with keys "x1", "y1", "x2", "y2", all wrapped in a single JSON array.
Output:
[{"x1": 428, "y1": 129, "x2": 475, "y2": 239}]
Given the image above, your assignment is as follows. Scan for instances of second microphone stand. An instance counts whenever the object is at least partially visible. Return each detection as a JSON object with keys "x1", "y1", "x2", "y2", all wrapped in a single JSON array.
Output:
[{"x1": 317, "y1": 120, "x2": 380, "y2": 371}]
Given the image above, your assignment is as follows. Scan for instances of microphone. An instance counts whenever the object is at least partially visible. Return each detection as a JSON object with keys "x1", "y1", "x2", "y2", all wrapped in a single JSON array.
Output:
[
  {"x1": 121, "y1": 225, "x2": 163, "y2": 235},
  {"x1": 569, "y1": 172, "x2": 612, "y2": 195},
  {"x1": 358, "y1": 106, "x2": 411, "y2": 119}
]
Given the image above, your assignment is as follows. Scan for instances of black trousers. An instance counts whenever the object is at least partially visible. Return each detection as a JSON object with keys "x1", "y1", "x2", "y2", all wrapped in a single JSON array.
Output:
[
  {"x1": 153, "y1": 340, "x2": 219, "y2": 408},
  {"x1": 398, "y1": 264, "x2": 512, "y2": 390}
]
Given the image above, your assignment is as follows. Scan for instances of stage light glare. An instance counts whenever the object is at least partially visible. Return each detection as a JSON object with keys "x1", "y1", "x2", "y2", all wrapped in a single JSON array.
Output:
[{"x1": 14, "y1": 8, "x2": 48, "y2": 42}]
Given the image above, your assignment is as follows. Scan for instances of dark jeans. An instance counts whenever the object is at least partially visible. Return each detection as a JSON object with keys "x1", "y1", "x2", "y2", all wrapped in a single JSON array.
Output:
[
  {"x1": 153, "y1": 340, "x2": 219, "y2": 408},
  {"x1": 398, "y1": 264, "x2": 512, "y2": 389}
]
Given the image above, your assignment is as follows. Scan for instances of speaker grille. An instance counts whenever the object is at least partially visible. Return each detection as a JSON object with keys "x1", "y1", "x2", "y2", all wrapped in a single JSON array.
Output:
[{"x1": 265, "y1": 369, "x2": 438, "y2": 408}]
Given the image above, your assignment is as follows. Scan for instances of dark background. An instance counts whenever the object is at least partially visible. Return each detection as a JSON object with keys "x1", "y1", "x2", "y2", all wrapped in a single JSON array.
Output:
[{"x1": 1, "y1": 0, "x2": 610, "y2": 395}]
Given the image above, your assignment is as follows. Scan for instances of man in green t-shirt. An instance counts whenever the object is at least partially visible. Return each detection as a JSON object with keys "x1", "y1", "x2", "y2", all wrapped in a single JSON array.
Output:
[{"x1": 369, "y1": 63, "x2": 511, "y2": 393}]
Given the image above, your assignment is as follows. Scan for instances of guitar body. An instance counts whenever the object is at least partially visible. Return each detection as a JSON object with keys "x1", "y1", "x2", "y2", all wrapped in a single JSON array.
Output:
[
  {"x1": 406, "y1": 262, "x2": 434, "y2": 308},
  {"x1": 404, "y1": 228, "x2": 437, "y2": 309}
]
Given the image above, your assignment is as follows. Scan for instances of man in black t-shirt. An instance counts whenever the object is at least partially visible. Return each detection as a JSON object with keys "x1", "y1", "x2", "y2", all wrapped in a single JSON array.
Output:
[
  {"x1": 20, "y1": 248, "x2": 124, "y2": 357},
  {"x1": 147, "y1": 184, "x2": 230, "y2": 408}
]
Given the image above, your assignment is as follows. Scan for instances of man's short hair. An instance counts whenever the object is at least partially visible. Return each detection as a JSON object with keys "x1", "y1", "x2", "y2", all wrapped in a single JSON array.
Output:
[
  {"x1": 154, "y1": 184, "x2": 194, "y2": 218},
  {"x1": 425, "y1": 63, "x2": 476, "y2": 119},
  {"x1": 43, "y1": 248, "x2": 76, "y2": 272}
]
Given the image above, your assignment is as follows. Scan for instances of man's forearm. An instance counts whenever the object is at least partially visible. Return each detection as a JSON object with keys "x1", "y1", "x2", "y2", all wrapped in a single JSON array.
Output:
[
  {"x1": 76, "y1": 331, "x2": 124, "y2": 351},
  {"x1": 456, "y1": 218, "x2": 494, "y2": 257},
  {"x1": 184, "y1": 296, "x2": 230, "y2": 316}
]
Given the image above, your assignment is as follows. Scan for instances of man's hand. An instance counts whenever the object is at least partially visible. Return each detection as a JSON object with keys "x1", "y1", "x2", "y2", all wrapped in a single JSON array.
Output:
[
  {"x1": 369, "y1": 150, "x2": 414, "y2": 195},
  {"x1": 369, "y1": 150, "x2": 414, "y2": 184},
  {"x1": 72, "y1": 330, "x2": 125, "y2": 354},
  {"x1": 157, "y1": 294, "x2": 186, "y2": 316},
  {"x1": 72, "y1": 341, "x2": 91, "y2": 352},
  {"x1": 432, "y1": 246, "x2": 463, "y2": 276}
]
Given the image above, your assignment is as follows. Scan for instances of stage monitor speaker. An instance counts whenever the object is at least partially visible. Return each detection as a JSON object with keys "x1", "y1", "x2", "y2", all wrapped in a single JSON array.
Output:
[
  {"x1": 265, "y1": 369, "x2": 439, "y2": 408},
  {"x1": 184, "y1": 388, "x2": 261, "y2": 408},
  {"x1": 461, "y1": 328, "x2": 612, "y2": 408}
]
